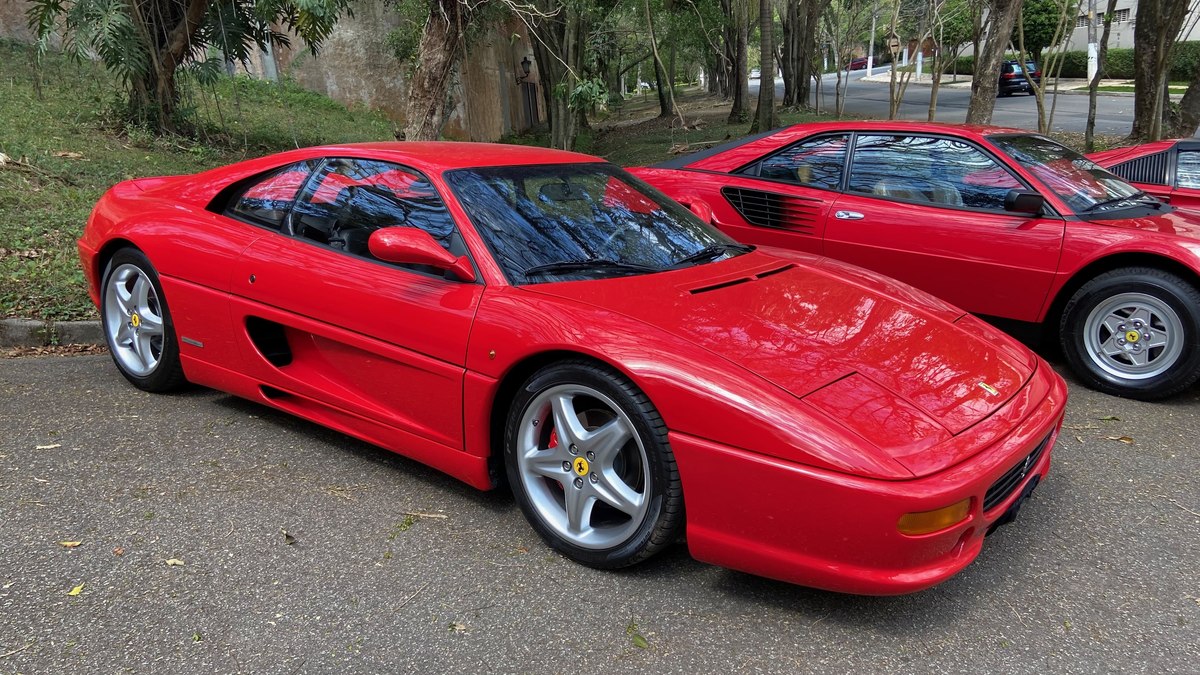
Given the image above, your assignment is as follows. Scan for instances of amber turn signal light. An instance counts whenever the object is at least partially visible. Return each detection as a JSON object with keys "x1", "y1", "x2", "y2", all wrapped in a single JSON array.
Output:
[{"x1": 897, "y1": 499, "x2": 971, "y2": 535}]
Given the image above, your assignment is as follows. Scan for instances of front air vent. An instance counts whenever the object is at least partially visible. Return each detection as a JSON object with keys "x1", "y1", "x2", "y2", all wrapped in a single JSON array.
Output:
[
  {"x1": 722, "y1": 187, "x2": 822, "y2": 234},
  {"x1": 689, "y1": 277, "x2": 753, "y2": 295},
  {"x1": 755, "y1": 263, "x2": 795, "y2": 279},
  {"x1": 1110, "y1": 152, "x2": 1169, "y2": 186},
  {"x1": 984, "y1": 432, "x2": 1051, "y2": 512}
]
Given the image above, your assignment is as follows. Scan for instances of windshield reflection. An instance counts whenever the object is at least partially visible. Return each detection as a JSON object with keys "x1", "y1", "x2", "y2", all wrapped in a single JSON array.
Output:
[
  {"x1": 445, "y1": 163, "x2": 740, "y2": 283},
  {"x1": 989, "y1": 134, "x2": 1141, "y2": 213}
]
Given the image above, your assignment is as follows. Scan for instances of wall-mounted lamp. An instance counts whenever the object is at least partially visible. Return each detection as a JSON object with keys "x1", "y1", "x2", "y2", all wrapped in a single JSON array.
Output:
[{"x1": 517, "y1": 55, "x2": 533, "y2": 83}]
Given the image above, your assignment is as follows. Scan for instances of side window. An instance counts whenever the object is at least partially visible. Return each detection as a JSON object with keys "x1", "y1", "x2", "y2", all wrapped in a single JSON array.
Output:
[
  {"x1": 1177, "y1": 150, "x2": 1200, "y2": 189},
  {"x1": 227, "y1": 161, "x2": 318, "y2": 229},
  {"x1": 849, "y1": 135, "x2": 1022, "y2": 210},
  {"x1": 750, "y1": 134, "x2": 848, "y2": 190},
  {"x1": 291, "y1": 158, "x2": 458, "y2": 263}
]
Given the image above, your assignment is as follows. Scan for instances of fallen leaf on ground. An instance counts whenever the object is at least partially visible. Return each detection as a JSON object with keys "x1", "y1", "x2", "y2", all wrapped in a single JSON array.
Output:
[
  {"x1": 448, "y1": 622, "x2": 467, "y2": 632},
  {"x1": 113, "y1": 547, "x2": 125, "y2": 556},
  {"x1": 631, "y1": 633, "x2": 649, "y2": 649},
  {"x1": 0, "y1": 152, "x2": 9, "y2": 164},
  {"x1": 52, "y1": 151, "x2": 84, "y2": 159},
  {"x1": 1096, "y1": 415, "x2": 1120, "y2": 421},
  {"x1": 59, "y1": 541, "x2": 81, "y2": 548},
  {"x1": 1106, "y1": 435, "x2": 1135, "y2": 444},
  {"x1": 66, "y1": 583, "x2": 85, "y2": 596},
  {"x1": 164, "y1": 558, "x2": 185, "y2": 566},
  {"x1": 281, "y1": 528, "x2": 297, "y2": 546},
  {"x1": 35, "y1": 443, "x2": 61, "y2": 450}
]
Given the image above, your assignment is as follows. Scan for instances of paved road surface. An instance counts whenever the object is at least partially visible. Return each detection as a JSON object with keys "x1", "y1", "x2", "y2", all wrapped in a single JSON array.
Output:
[
  {"x1": 750, "y1": 71, "x2": 1147, "y2": 137},
  {"x1": 1, "y1": 355, "x2": 1197, "y2": 672}
]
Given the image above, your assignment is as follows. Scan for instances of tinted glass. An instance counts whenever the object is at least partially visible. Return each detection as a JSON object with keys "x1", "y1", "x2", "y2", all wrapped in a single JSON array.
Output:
[
  {"x1": 444, "y1": 163, "x2": 740, "y2": 283},
  {"x1": 990, "y1": 134, "x2": 1140, "y2": 212},
  {"x1": 848, "y1": 135, "x2": 1022, "y2": 210},
  {"x1": 1177, "y1": 150, "x2": 1200, "y2": 189},
  {"x1": 753, "y1": 134, "x2": 848, "y2": 190},
  {"x1": 229, "y1": 161, "x2": 317, "y2": 228},
  {"x1": 292, "y1": 158, "x2": 456, "y2": 259}
]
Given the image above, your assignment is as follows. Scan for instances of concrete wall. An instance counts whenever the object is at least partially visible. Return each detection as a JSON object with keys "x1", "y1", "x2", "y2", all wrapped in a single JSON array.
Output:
[{"x1": 1065, "y1": 2, "x2": 1200, "y2": 52}]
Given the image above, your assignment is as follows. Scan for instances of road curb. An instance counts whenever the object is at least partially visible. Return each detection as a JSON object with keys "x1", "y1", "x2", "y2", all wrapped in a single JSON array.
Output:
[{"x1": 0, "y1": 318, "x2": 104, "y2": 347}]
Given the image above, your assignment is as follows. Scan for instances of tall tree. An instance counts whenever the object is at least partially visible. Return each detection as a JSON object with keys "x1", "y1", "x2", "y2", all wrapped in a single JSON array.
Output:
[
  {"x1": 725, "y1": 0, "x2": 750, "y2": 122},
  {"x1": 964, "y1": 0, "x2": 1022, "y2": 125},
  {"x1": 644, "y1": 0, "x2": 676, "y2": 118},
  {"x1": 750, "y1": 0, "x2": 776, "y2": 131},
  {"x1": 529, "y1": 0, "x2": 589, "y2": 150},
  {"x1": 27, "y1": 0, "x2": 351, "y2": 131},
  {"x1": 1129, "y1": 1, "x2": 1190, "y2": 142}
]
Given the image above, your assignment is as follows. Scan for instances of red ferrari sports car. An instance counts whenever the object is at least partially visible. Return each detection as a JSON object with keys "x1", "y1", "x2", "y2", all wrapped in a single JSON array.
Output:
[
  {"x1": 631, "y1": 121, "x2": 1200, "y2": 400},
  {"x1": 1090, "y1": 138, "x2": 1200, "y2": 211},
  {"x1": 79, "y1": 142, "x2": 1065, "y2": 595}
]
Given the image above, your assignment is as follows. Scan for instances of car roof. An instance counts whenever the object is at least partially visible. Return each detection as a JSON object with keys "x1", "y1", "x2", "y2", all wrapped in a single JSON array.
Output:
[
  {"x1": 305, "y1": 141, "x2": 604, "y2": 171},
  {"x1": 659, "y1": 121, "x2": 1034, "y2": 171}
]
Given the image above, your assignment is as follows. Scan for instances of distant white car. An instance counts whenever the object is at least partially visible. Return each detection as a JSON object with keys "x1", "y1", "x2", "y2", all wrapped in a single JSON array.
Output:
[{"x1": 750, "y1": 68, "x2": 761, "y2": 79}]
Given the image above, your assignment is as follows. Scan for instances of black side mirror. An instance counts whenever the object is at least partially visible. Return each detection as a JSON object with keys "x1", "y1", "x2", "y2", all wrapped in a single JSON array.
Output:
[{"x1": 1004, "y1": 189, "x2": 1046, "y2": 215}]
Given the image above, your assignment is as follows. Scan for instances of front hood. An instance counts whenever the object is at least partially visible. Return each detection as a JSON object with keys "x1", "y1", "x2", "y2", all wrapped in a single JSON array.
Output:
[
  {"x1": 528, "y1": 252, "x2": 1037, "y2": 475},
  {"x1": 1091, "y1": 206, "x2": 1200, "y2": 240}
]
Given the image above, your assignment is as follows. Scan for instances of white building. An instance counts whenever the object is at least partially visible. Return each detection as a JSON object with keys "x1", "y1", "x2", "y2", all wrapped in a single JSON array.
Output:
[{"x1": 1064, "y1": 2, "x2": 1200, "y2": 52}]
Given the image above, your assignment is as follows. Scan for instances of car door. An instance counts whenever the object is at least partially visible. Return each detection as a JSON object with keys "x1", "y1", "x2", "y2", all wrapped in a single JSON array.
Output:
[
  {"x1": 1171, "y1": 146, "x2": 1200, "y2": 210},
  {"x1": 229, "y1": 157, "x2": 484, "y2": 451},
  {"x1": 710, "y1": 132, "x2": 852, "y2": 255},
  {"x1": 824, "y1": 133, "x2": 1064, "y2": 323}
]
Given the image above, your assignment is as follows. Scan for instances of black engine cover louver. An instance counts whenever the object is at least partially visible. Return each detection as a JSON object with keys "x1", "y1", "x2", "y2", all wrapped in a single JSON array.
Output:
[
  {"x1": 1110, "y1": 151, "x2": 1169, "y2": 186},
  {"x1": 721, "y1": 186, "x2": 822, "y2": 233}
]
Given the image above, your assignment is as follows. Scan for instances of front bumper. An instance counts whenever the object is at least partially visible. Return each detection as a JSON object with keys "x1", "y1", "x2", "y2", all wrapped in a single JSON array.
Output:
[{"x1": 671, "y1": 363, "x2": 1066, "y2": 595}]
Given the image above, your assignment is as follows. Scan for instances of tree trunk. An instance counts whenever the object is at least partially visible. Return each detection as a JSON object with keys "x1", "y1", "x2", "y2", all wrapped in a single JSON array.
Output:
[
  {"x1": 1129, "y1": 0, "x2": 1189, "y2": 141},
  {"x1": 530, "y1": 1, "x2": 584, "y2": 150},
  {"x1": 1086, "y1": 0, "x2": 1119, "y2": 150},
  {"x1": 780, "y1": 0, "x2": 798, "y2": 106},
  {"x1": 750, "y1": 0, "x2": 776, "y2": 132},
  {"x1": 727, "y1": 0, "x2": 750, "y2": 123},
  {"x1": 644, "y1": 0, "x2": 676, "y2": 119},
  {"x1": 127, "y1": 0, "x2": 209, "y2": 130},
  {"x1": 965, "y1": 0, "x2": 1023, "y2": 125},
  {"x1": 404, "y1": 0, "x2": 470, "y2": 141}
]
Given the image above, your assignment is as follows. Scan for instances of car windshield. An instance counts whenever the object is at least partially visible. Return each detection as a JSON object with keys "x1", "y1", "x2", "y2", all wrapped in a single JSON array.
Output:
[
  {"x1": 444, "y1": 163, "x2": 745, "y2": 283},
  {"x1": 989, "y1": 134, "x2": 1143, "y2": 213}
]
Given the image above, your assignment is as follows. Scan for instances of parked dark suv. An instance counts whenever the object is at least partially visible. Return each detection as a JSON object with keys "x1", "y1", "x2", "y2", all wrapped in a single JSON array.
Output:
[{"x1": 998, "y1": 60, "x2": 1041, "y2": 96}]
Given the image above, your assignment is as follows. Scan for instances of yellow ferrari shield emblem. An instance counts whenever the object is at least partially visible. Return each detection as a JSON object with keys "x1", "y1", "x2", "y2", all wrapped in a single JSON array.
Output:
[
  {"x1": 1125, "y1": 330, "x2": 1140, "y2": 343},
  {"x1": 131, "y1": 312, "x2": 141, "y2": 328},
  {"x1": 572, "y1": 457, "x2": 590, "y2": 476}
]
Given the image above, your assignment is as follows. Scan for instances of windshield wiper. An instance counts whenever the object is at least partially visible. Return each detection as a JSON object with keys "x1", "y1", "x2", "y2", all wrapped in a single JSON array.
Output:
[
  {"x1": 670, "y1": 242, "x2": 754, "y2": 268},
  {"x1": 1086, "y1": 191, "x2": 1160, "y2": 212},
  {"x1": 522, "y1": 258, "x2": 662, "y2": 278}
]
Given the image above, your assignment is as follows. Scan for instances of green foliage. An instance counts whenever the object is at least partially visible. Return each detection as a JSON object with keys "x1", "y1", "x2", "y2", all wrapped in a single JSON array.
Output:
[
  {"x1": 1014, "y1": 0, "x2": 1074, "y2": 60},
  {"x1": 384, "y1": 0, "x2": 427, "y2": 65},
  {"x1": 0, "y1": 40, "x2": 394, "y2": 321},
  {"x1": 567, "y1": 78, "x2": 608, "y2": 111}
]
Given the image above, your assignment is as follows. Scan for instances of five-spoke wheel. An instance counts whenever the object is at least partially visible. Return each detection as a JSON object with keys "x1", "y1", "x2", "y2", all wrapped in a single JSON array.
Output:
[
  {"x1": 505, "y1": 361, "x2": 682, "y2": 568},
  {"x1": 1061, "y1": 268, "x2": 1200, "y2": 400},
  {"x1": 100, "y1": 248, "x2": 186, "y2": 392}
]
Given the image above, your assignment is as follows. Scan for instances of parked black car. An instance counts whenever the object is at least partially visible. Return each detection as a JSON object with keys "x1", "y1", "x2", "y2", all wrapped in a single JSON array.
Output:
[{"x1": 998, "y1": 60, "x2": 1041, "y2": 96}]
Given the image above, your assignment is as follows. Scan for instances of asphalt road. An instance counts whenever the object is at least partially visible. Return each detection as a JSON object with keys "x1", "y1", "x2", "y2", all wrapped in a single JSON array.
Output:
[
  {"x1": 1, "y1": 355, "x2": 1198, "y2": 673},
  {"x1": 749, "y1": 71, "x2": 1148, "y2": 137}
]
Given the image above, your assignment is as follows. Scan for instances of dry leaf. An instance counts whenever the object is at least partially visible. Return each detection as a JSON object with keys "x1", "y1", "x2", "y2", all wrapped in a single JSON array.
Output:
[
  {"x1": 66, "y1": 583, "x2": 85, "y2": 596},
  {"x1": 164, "y1": 558, "x2": 185, "y2": 566},
  {"x1": 1106, "y1": 435, "x2": 1134, "y2": 444},
  {"x1": 448, "y1": 622, "x2": 467, "y2": 632},
  {"x1": 53, "y1": 151, "x2": 84, "y2": 159},
  {"x1": 281, "y1": 528, "x2": 297, "y2": 546},
  {"x1": 35, "y1": 443, "x2": 61, "y2": 450},
  {"x1": 59, "y1": 541, "x2": 81, "y2": 548},
  {"x1": 0, "y1": 152, "x2": 10, "y2": 165},
  {"x1": 113, "y1": 547, "x2": 125, "y2": 556}
]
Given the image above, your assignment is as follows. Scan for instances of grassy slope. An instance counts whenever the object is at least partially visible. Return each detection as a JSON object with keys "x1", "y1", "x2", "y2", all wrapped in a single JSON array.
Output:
[{"x1": 0, "y1": 41, "x2": 396, "y2": 321}]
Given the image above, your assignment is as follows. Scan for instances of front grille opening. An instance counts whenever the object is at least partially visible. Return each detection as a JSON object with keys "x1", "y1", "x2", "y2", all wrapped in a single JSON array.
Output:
[{"x1": 984, "y1": 433, "x2": 1051, "y2": 512}]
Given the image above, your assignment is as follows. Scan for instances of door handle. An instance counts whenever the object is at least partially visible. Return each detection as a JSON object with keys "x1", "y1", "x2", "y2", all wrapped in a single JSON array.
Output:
[{"x1": 834, "y1": 210, "x2": 864, "y2": 220}]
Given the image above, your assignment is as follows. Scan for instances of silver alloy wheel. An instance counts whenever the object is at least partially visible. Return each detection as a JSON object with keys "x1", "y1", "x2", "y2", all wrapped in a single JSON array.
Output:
[
  {"x1": 515, "y1": 383, "x2": 650, "y2": 550},
  {"x1": 103, "y1": 263, "x2": 166, "y2": 377},
  {"x1": 1082, "y1": 291, "x2": 1185, "y2": 381}
]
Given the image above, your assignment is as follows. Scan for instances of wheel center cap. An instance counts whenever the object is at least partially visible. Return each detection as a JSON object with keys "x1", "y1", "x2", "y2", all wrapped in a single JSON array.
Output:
[
  {"x1": 1125, "y1": 329, "x2": 1140, "y2": 343},
  {"x1": 572, "y1": 457, "x2": 590, "y2": 477},
  {"x1": 131, "y1": 312, "x2": 141, "y2": 328}
]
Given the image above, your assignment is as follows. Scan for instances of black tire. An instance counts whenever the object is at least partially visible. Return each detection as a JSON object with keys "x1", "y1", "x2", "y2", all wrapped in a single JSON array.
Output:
[
  {"x1": 504, "y1": 360, "x2": 683, "y2": 569},
  {"x1": 1059, "y1": 267, "x2": 1200, "y2": 400},
  {"x1": 100, "y1": 248, "x2": 187, "y2": 392}
]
